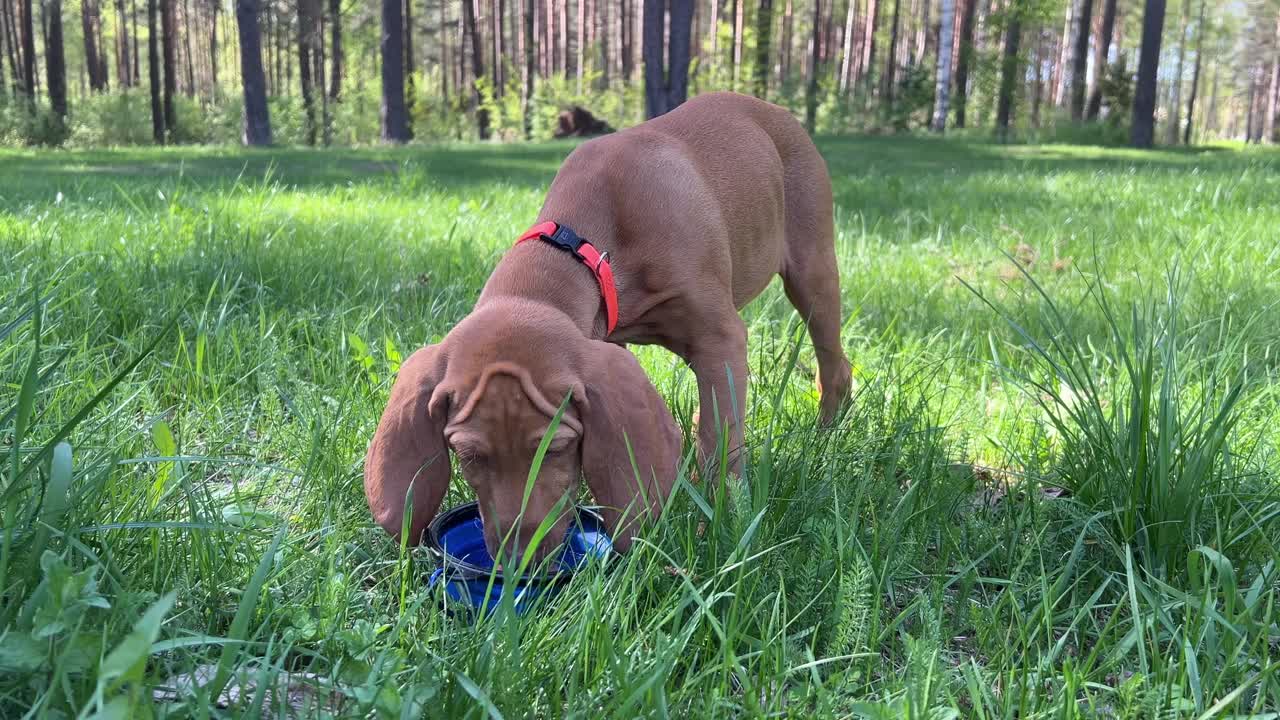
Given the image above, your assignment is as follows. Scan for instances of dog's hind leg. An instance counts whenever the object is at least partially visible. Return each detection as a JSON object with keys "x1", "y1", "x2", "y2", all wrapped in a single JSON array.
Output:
[{"x1": 779, "y1": 151, "x2": 852, "y2": 425}]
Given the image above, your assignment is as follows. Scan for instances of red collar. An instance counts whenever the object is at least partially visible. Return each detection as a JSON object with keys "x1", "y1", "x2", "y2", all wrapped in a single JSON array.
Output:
[{"x1": 515, "y1": 221, "x2": 619, "y2": 335}]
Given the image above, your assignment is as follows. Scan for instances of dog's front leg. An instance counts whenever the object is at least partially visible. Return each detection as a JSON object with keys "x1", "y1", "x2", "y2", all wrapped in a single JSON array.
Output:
[{"x1": 686, "y1": 316, "x2": 749, "y2": 479}]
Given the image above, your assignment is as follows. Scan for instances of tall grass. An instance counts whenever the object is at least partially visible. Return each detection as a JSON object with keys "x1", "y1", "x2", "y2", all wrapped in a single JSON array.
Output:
[{"x1": 1, "y1": 140, "x2": 1278, "y2": 716}]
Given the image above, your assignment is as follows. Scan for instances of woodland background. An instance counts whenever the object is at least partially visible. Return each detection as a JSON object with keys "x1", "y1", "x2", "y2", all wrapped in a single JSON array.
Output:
[{"x1": 0, "y1": 0, "x2": 1277, "y2": 148}]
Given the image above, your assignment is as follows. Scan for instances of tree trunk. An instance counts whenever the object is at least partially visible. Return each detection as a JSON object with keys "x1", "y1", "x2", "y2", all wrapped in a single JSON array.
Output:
[
  {"x1": 1051, "y1": 0, "x2": 1072, "y2": 107},
  {"x1": 755, "y1": 0, "x2": 772, "y2": 96},
  {"x1": 328, "y1": 0, "x2": 341, "y2": 99},
  {"x1": 19, "y1": 0, "x2": 34, "y2": 103},
  {"x1": 865, "y1": 0, "x2": 875, "y2": 96},
  {"x1": 951, "y1": 0, "x2": 974, "y2": 125},
  {"x1": 161, "y1": 0, "x2": 177, "y2": 133},
  {"x1": 1069, "y1": 0, "x2": 1092, "y2": 119},
  {"x1": 524, "y1": 0, "x2": 534, "y2": 135},
  {"x1": 298, "y1": 0, "x2": 317, "y2": 144},
  {"x1": 559, "y1": 0, "x2": 567, "y2": 73},
  {"x1": 3, "y1": 0, "x2": 21, "y2": 94},
  {"x1": 380, "y1": 0, "x2": 409, "y2": 140},
  {"x1": 643, "y1": 0, "x2": 693, "y2": 118},
  {"x1": 995, "y1": 11, "x2": 1021, "y2": 140},
  {"x1": 404, "y1": 0, "x2": 415, "y2": 135},
  {"x1": 82, "y1": 0, "x2": 105, "y2": 90},
  {"x1": 1164, "y1": 0, "x2": 1188, "y2": 144},
  {"x1": 838, "y1": 0, "x2": 854, "y2": 93},
  {"x1": 881, "y1": 0, "x2": 900, "y2": 101},
  {"x1": 46, "y1": 0, "x2": 67, "y2": 119},
  {"x1": 781, "y1": 0, "x2": 793, "y2": 83},
  {"x1": 1181, "y1": 0, "x2": 1202, "y2": 144},
  {"x1": 600, "y1": 0, "x2": 609, "y2": 87},
  {"x1": 463, "y1": 0, "x2": 490, "y2": 137},
  {"x1": 1085, "y1": 0, "x2": 1116, "y2": 119},
  {"x1": 148, "y1": 0, "x2": 163, "y2": 140},
  {"x1": 494, "y1": 0, "x2": 505, "y2": 95},
  {"x1": 1129, "y1": 0, "x2": 1165, "y2": 147},
  {"x1": 441, "y1": 0, "x2": 450, "y2": 101},
  {"x1": 620, "y1": 0, "x2": 630, "y2": 81},
  {"x1": 732, "y1": 0, "x2": 743, "y2": 90},
  {"x1": 1265, "y1": 12, "x2": 1279, "y2": 143},
  {"x1": 131, "y1": 0, "x2": 139, "y2": 82},
  {"x1": 805, "y1": 0, "x2": 820, "y2": 131},
  {"x1": 114, "y1": 0, "x2": 130, "y2": 85},
  {"x1": 0, "y1": 0, "x2": 10, "y2": 95},
  {"x1": 931, "y1": 0, "x2": 955, "y2": 130},
  {"x1": 236, "y1": 0, "x2": 271, "y2": 144},
  {"x1": 209, "y1": 0, "x2": 217, "y2": 96},
  {"x1": 181, "y1": 0, "x2": 193, "y2": 94},
  {"x1": 1032, "y1": 26, "x2": 1044, "y2": 126},
  {"x1": 576, "y1": 0, "x2": 584, "y2": 90}
]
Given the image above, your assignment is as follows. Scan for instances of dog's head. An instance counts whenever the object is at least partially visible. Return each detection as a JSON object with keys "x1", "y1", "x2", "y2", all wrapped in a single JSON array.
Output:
[{"x1": 363, "y1": 302, "x2": 681, "y2": 563}]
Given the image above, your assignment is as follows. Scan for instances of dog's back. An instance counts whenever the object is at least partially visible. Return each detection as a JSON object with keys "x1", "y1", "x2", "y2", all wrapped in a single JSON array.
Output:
[{"x1": 539, "y1": 92, "x2": 830, "y2": 310}]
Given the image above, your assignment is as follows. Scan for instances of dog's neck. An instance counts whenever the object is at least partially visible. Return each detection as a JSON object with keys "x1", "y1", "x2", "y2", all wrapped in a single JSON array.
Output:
[{"x1": 480, "y1": 239, "x2": 612, "y2": 340}]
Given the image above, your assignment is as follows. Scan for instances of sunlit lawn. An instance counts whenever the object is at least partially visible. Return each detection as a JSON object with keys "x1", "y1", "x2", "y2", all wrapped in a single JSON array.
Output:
[{"x1": 2, "y1": 137, "x2": 1279, "y2": 717}]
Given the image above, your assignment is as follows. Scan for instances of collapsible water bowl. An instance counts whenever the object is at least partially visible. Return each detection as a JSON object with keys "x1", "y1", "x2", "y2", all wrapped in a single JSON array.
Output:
[{"x1": 425, "y1": 501, "x2": 614, "y2": 616}]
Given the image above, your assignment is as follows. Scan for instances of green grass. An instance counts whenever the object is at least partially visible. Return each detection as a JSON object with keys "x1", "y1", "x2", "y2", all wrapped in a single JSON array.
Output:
[{"x1": 2, "y1": 136, "x2": 1279, "y2": 718}]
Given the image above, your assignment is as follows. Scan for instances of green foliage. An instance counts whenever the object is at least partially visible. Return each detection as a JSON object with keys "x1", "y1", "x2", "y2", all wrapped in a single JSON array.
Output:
[{"x1": 1, "y1": 139, "x2": 1279, "y2": 716}]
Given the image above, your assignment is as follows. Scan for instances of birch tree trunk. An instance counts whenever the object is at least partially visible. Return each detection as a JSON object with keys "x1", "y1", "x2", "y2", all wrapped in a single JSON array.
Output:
[{"x1": 931, "y1": 0, "x2": 955, "y2": 130}]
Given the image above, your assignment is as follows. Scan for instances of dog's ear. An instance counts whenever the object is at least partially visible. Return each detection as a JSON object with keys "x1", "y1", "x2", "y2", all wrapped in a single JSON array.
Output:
[
  {"x1": 365, "y1": 345, "x2": 451, "y2": 545},
  {"x1": 575, "y1": 342, "x2": 682, "y2": 552}
]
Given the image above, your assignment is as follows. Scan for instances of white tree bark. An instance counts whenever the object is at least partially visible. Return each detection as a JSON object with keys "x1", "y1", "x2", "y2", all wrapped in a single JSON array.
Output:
[{"x1": 931, "y1": 0, "x2": 956, "y2": 131}]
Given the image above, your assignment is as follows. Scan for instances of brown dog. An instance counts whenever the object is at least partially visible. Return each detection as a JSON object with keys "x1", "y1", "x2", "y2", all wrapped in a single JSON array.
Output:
[{"x1": 365, "y1": 92, "x2": 851, "y2": 560}]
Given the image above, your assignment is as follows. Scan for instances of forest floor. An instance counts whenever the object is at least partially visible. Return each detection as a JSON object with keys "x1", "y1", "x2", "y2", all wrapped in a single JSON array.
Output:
[{"x1": 2, "y1": 137, "x2": 1279, "y2": 718}]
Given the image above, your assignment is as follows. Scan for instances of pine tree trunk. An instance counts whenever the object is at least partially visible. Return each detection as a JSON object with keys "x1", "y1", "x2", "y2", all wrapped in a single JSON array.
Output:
[
  {"x1": 1129, "y1": 0, "x2": 1165, "y2": 147},
  {"x1": 839, "y1": 0, "x2": 855, "y2": 93},
  {"x1": 643, "y1": 0, "x2": 661, "y2": 116},
  {"x1": 860, "y1": 0, "x2": 878, "y2": 96},
  {"x1": 619, "y1": 0, "x2": 629, "y2": 81},
  {"x1": 131, "y1": 0, "x2": 139, "y2": 82},
  {"x1": 1032, "y1": 26, "x2": 1044, "y2": 125},
  {"x1": 559, "y1": 0, "x2": 567, "y2": 73},
  {"x1": 1051, "y1": 0, "x2": 1072, "y2": 107},
  {"x1": 404, "y1": 0, "x2": 414, "y2": 135},
  {"x1": 524, "y1": 0, "x2": 534, "y2": 135},
  {"x1": 1085, "y1": 0, "x2": 1115, "y2": 119},
  {"x1": 1164, "y1": 0, "x2": 1187, "y2": 144},
  {"x1": 236, "y1": 0, "x2": 271, "y2": 144},
  {"x1": 781, "y1": 0, "x2": 792, "y2": 83},
  {"x1": 161, "y1": 0, "x2": 177, "y2": 132},
  {"x1": 3, "y1": 0, "x2": 21, "y2": 94},
  {"x1": 1181, "y1": 0, "x2": 1202, "y2": 144},
  {"x1": 46, "y1": 0, "x2": 67, "y2": 119},
  {"x1": 576, "y1": 0, "x2": 584, "y2": 90},
  {"x1": 492, "y1": 0, "x2": 503, "y2": 96},
  {"x1": 82, "y1": 0, "x2": 105, "y2": 90},
  {"x1": 995, "y1": 11, "x2": 1020, "y2": 140},
  {"x1": 0, "y1": 0, "x2": 10, "y2": 94},
  {"x1": 600, "y1": 0, "x2": 609, "y2": 87},
  {"x1": 182, "y1": 0, "x2": 193, "y2": 94},
  {"x1": 148, "y1": 0, "x2": 163, "y2": 139},
  {"x1": 443, "y1": 0, "x2": 452, "y2": 102},
  {"x1": 210, "y1": 1, "x2": 218, "y2": 97},
  {"x1": 755, "y1": 0, "x2": 773, "y2": 96},
  {"x1": 643, "y1": 0, "x2": 693, "y2": 118},
  {"x1": 298, "y1": 0, "x2": 316, "y2": 144},
  {"x1": 1069, "y1": 0, "x2": 1092, "y2": 119},
  {"x1": 463, "y1": 0, "x2": 490, "y2": 137},
  {"x1": 931, "y1": 0, "x2": 955, "y2": 130},
  {"x1": 380, "y1": 0, "x2": 409, "y2": 140},
  {"x1": 881, "y1": 0, "x2": 900, "y2": 101},
  {"x1": 328, "y1": 0, "x2": 340, "y2": 99},
  {"x1": 805, "y1": 0, "x2": 820, "y2": 131},
  {"x1": 732, "y1": 0, "x2": 743, "y2": 90},
  {"x1": 1268, "y1": 15, "x2": 1280, "y2": 143},
  {"x1": 19, "y1": 0, "x2": 34, "y2": 104}
]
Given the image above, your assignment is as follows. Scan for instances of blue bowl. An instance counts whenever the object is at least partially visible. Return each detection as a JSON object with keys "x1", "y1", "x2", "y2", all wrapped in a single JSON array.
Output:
[{"x1": 425, "y1": 501, "x2": 613, "y2": 615}]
